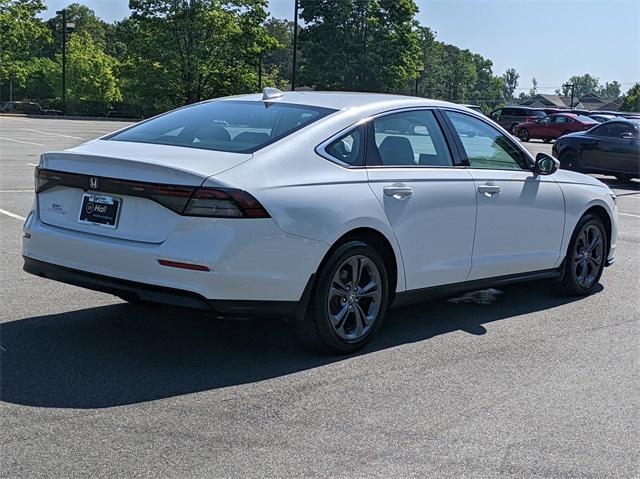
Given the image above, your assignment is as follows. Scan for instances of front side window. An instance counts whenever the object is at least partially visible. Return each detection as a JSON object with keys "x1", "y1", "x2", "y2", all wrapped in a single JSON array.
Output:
[
  {"x1": 445, "y1": 111, "x2": 529, "y2": 170},
  {"x1": 367, "y1": 110, "x2": 453, "y2": 167},
  {"x1": 324, "y1": 125, "x2": 365, "y2": 166},
  {"x1": 108, "y1": 101, "x2": 336, "y2": 153}
]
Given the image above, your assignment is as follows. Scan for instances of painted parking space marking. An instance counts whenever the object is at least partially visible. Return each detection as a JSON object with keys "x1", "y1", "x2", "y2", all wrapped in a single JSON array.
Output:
[
  {"x1": 619, "y1": 212, "x2": 640, "y2": 218},
  {"x1": 0, "y1": 137, "x2": 45, "y2": 146},
  {"x1": 23, "y1": 129, "x2": 85, "y2": 140},
  {"x1": 0, "y1": 208, "x2": 26, "y2": 221}
]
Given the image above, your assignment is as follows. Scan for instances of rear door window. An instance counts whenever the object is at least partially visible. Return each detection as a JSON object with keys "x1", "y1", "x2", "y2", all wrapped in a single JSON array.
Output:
[{"x1": 366, "y1": 110, "x2": 453, "y2": 167}]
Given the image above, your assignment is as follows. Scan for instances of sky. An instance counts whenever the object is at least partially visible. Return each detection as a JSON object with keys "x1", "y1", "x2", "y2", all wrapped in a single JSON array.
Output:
[{"x1": 39, "y1": 0, "x2": 640, "y2": 94}]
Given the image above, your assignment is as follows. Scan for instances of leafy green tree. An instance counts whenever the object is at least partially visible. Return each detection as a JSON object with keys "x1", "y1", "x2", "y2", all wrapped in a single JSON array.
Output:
[
  {"x1": 262, "y1": 17, "x2": 292, "y2": 88},
  {"x1": 556, "y1": 74, "x2": 600, "y2": 98},
  {"x1": 501, "y1": 68, "x2": 519, "y2": 101},
  {"x1": 125, "y1": 0, "x2": 277, "y2": 107},
  {"x1": 529, "y1": 77, "x2": 538, "y2": 97},
  {"x1": 620, "y1": 83, "x2": 640, "y2": 112},
  {"x1": 299, "y1": 0, "x2": 421, "y2": 91},
  {"x1": 597, "y1": 81, "x2": 621, "y2": 101},
  {"x1": 0, "y1": 0, "x2": 51, "y2": 90},
  {"x1": 48, "y1": 3, "x2": 108, "y2": 46}
]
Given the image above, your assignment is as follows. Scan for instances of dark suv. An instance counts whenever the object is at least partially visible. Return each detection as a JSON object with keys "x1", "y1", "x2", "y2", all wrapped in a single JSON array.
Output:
[{"x1": 489, "y1": 106, "x2": 547, "y2": 133}]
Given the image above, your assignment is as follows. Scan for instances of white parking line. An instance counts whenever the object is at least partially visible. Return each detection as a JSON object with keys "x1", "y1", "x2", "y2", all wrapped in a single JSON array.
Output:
[
  {"x1": 23, "y1": 128, "x2": 85, "y2": 140},
  {"x1": 0, "y1": 189, "x2": 32, "y2": 193},
  {"x1": 25, "y1": 162, "x2": 38, "y2": 166},
  {"x1": 0, "y1": 208, "x2": 26, "y2": 221},
  {"x1": 619, "y1": 212, "x2": 640, "y2": 218},
  {"x1": 0, "y1": 137, "x2": 44, "y2": 146}
]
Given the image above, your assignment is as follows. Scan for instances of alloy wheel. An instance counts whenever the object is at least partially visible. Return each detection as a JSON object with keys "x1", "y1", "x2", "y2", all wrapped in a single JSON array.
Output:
[
  {"x1": 573, "y1": 224, "x2": 604, "y2": 289},
  {"x1": 327, "y1": 254, "x2": 382, "y2": 342}
]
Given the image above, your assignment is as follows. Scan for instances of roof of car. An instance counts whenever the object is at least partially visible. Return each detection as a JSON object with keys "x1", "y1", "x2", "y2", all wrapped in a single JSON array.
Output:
[{"x1": 215, "y1": 91, "x2": 458, "y2": 111}]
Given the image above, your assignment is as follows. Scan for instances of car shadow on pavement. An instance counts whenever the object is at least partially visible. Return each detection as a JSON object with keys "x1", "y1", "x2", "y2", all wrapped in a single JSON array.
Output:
[{"x1": 0, "y1": 281, "x2": 592, "y2": 409}]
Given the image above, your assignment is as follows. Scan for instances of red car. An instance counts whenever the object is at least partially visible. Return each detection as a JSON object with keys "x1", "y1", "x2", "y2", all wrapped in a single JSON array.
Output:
[{"x1": 515, "y1": 113, "x2": 599, "y2": 142}]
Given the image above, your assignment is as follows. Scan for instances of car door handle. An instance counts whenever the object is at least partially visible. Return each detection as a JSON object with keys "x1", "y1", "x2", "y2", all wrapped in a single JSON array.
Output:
[
  {"x1": 477, "y1": 183, "x2": 501, "y2": 197},
  {"x1": 383, "y1": 184, "x2": 414, "y2": 199}
]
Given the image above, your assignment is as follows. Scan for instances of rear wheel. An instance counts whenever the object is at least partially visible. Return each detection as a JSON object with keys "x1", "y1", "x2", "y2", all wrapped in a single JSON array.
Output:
[
  {"x1": 518, "y1": 128, "x2": 530, "y2": 142},
  {"x1": 551, "y1": 214, "x2": 606, "y2": 296},
  {"x1": 294, "y1": 241, "x2": 390, "y2": 354}
]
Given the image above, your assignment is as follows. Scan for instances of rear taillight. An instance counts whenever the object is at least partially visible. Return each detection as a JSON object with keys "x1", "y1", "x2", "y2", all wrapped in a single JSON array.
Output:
[
  {"x1": 183, "y1": 187, "x2": 270, "y2": 218},
  {"x1": 34, "y1": 168, "x2": 269, "y2": 218}
]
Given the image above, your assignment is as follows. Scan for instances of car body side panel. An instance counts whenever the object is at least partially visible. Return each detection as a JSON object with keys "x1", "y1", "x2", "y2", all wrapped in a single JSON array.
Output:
[
  {"x1": 553, "y1": 171, "x2": 618, "y2": 266},
  {"x1": 214, "y1": 142, "x2": 408, "y2": 292}
]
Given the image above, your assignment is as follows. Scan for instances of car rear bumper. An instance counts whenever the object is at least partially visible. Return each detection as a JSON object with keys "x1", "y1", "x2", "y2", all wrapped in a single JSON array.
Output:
[
  {"x1": 23, "y1": 257, "x2": 309, "y2": 318},
  {"x1": 22, "y1": 209, "x2": 327, "y2": 304}
]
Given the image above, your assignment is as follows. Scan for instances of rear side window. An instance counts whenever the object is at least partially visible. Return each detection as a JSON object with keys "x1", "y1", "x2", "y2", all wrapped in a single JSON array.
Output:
[
  {"x1": 366, "y1": 110, "x2": 453, "y2": 167},
  {"x1": 445, "y1": 111, "x2": 529, "y2": 170},
  {"x1": 324, "y1": 125, "x2": 365, "y2": 166},
  {"x1": 108, "y1": 101, "x2": 335, "y2": 153}
]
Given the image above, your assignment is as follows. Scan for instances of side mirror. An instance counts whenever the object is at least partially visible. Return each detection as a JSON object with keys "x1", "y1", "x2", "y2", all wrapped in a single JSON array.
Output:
[{"x1": 533, "y1": 153, "x2": 560, "y2": 175}]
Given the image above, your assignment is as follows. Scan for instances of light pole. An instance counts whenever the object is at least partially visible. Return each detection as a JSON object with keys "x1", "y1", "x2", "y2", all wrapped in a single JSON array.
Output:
[
  {"x1": 564, "y1": 83, "x2": 575, "y2": 109},
  {"x1": 56, "y1": 9, "x2": 73, "y2": 116},
  {"x1": 291, "y1": 0, "x2": 299, "y2": 91}
]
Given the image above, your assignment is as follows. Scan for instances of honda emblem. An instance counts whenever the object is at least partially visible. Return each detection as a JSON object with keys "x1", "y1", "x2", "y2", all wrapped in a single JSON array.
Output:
[{"x1": 89, "y1": 177, "x2": 99, "y2": 190}]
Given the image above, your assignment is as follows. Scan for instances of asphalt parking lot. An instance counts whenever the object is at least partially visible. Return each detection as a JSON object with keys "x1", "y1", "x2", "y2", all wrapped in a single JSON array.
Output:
[{"x1": 1, "y1": 116, "x2": 639, "y2": 478}]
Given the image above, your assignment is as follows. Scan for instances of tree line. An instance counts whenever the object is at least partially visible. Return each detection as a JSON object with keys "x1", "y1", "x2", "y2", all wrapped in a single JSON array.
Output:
[{"x1": 1, "y1": 0, "x2": 638, "y2": 117}]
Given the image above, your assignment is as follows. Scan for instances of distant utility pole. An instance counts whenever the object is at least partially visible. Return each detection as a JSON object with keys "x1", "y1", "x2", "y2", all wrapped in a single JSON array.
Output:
[
  {"x1": 291, "y1": 0, "x2": 299, "y2": 91},
  {"x1": 56, "y1": 9, "x2": 73, "y2": 116},
  {"x1": 564, "y1": 83, "x2": 575, "y2": 108}
]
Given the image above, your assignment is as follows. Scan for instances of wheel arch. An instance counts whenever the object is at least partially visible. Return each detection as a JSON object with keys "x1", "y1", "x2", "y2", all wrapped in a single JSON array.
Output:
[
  {"x1": 561, "y1": 202, "x2": 614, "y2": 265},
  {"x1": 315, "y1": 227, "x2": 402, "y2": 300}
]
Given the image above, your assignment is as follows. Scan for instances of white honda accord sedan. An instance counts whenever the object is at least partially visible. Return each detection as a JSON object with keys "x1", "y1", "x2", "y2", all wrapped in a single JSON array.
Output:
[{"x1": 23, "y1": 89, "x2": 618, "y2": 353}]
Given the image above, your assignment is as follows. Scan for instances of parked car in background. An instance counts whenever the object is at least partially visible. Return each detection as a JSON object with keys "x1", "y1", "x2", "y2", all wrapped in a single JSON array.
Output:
[
  {"x1": 22, "y1": 90, "x2": 617, "y2": 353},
  {"x1": 540, "y1": 108, "x2": 565, "y2": 115},
  {"x1": 460, "y1": 104, "x2": 484, "y2": 115},
  {"x1": 589, "y1": 114, "x2": 617, "y2": 123},
  {"x1": 516, "y1": 113, "x2": 599, "y2": 142},
  {"x1": 0, "y1": 101, "x2": 62, "y2": 115},
  {"x1": 489, "y1": 106, "x2": 546, "y2": 133},
  {"x1": 553, "y1": 119, "x2": 640, "y2": 181}
]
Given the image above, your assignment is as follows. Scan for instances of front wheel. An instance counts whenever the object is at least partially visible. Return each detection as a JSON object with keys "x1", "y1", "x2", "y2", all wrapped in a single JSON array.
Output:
[
  {"x1": 551, "y1": 214, "x2": 606, "y2": 296},
  {"x1": 518, "y1": 128, "x2": 530, "y2": 142},
  {"x1": 510, "y1": 123, "x2": 519, "y2": 134},
  {"x1": 559, "y1": 150, "x2": 578, "y2": 170},
  {"x1": 294, "y1": 241, "x2": 390, "y2": 354}
]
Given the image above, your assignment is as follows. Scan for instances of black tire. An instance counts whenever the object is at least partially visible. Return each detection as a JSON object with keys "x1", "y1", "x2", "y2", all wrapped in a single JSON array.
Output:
[
  {"x1": 518, "y1": 128, "x2": 530, "y2": 142},
  {"x1": 559, "y1": 150, "x2": 578, "y2": 170},
  {"x1": 294, "y1": 240, "x2": 390, "y2": 354},
  {"x1": 510, "y1": 122, "x2": 519, "y2": 134},
  {"x1": 551, "y1": 214, "x2": 607, "y2": 296}
]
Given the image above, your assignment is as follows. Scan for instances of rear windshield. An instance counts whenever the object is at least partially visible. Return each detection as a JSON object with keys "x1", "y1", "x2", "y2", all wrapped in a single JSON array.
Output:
[
  {"x1": 107, "y1": 101, "x2": 336, "y2": 153},
  {"x1": 575, "y1": 115, "x2": 598, "y2": 123}
]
